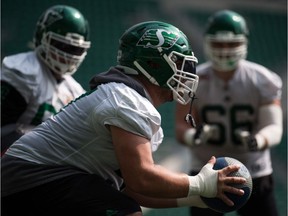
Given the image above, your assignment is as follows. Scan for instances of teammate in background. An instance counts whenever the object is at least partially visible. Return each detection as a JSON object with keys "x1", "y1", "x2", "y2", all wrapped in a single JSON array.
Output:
[
  {"x1": 1, "y1": 5, "x2": 91, "y2": 155},
  {"x1": 175, "y1": 10, "x2": 283, "y2": 216},
  {"x1": 1, "y1": 21, "x2": 247, "y2": 216}
]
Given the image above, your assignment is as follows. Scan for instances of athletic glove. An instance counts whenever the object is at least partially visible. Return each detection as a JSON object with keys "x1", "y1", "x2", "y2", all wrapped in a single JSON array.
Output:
[
  {"x1": 184, "y1": 124, "x2": 218, "y2": 147},
  {"x1": 235, "y1": 130, "x2": 266, "y2": 151}
]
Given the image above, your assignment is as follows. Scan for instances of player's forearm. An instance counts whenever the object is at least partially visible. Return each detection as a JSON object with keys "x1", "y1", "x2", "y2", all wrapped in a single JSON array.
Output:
[
  {"x1": 256, "y1": 103, "x2": 283, "y2": 149},
  {"x1": 126, "y1": 157, "x2": 225, "y2": 199},
  {"x1": 124, "y1": 183, "x2": 207, "y2": 208},
  {"x1": 124, "y1": 187, "x2": 178, "y2": 208},
  {"x1": 126, "y1": 164, "x2": 190, "y2": 198}
]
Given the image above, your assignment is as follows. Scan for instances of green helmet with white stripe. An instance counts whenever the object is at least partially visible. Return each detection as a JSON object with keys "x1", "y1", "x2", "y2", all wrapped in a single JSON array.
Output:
[
  {"x1": 117, "y1": 21, "x2": 199, "y2": 105},
  {"x1": 204, "y1": 10, "x2": 249, "y2": 71},
  {"x1": 34, "y1": 5, "x2": 91, "y2": 75}
]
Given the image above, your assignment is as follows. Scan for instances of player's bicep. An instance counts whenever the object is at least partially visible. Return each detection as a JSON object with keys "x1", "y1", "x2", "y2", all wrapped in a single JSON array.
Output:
[
  {"x1": 1, "y1": 81, "x2": 27, "y2": 126},
  {"x1": 110, "y1": 125, "x2": 154, "y2": 189}
]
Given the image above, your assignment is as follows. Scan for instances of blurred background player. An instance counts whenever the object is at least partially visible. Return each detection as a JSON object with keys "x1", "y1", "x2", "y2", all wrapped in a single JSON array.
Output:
[
  {"x1": 1, "y1": 5, "x2": 91, "y2": 155},
  {"x1": 175, "y1": 10, "x2": 283, "y2": 216},
  {"x1": 1, "y1": 21, "x2": 247, "y2": 216}
]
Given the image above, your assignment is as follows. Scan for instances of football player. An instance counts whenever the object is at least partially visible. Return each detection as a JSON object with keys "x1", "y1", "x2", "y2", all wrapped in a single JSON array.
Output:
[
  {"x1": 1, "y1": 5, "x2": 91, "y2": 155},
  {"x1": 2, "y1": 21, "x2": 246, "y2": 216},
  {"x1": 175, "y1": 10, "x2": 283, "y2": 216}
]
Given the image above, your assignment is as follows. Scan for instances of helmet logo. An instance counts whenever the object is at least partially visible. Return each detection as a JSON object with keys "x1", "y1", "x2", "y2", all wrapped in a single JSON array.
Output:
[
  {"x1": 137, "y1": 29, "x2": 179, "y2": 49},
  {"x1": 37, "y1": 9, "x2": 63, "y2": 29}
]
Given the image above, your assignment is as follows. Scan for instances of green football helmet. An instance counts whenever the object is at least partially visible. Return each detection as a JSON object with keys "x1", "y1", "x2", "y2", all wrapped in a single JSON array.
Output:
[
  {"x1": 34, "y1": 5, "x2": 91, "y2": 75},
  {"x1": 204, "y1": 10, "x2": 248, "y2": 71},
  {"x1": 117, "y1": 21, "x2": 199, "y2": 105}
]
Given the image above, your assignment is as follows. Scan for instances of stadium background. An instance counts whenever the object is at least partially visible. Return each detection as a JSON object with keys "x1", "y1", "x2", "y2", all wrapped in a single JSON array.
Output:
[{"x1": 1, "y1": 0, "x2": 287, "y2": 215}]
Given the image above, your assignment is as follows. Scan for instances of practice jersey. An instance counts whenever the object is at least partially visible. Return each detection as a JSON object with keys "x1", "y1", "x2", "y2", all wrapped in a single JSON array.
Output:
[
  {"x1": 3, "y1": 69, "x2": 164, "y2": 195},
  {"x1": 190, "y1": 59, "x2": 282, "y2": 178},
  {"x1": 1, "y1": 51, "x2": 85, "y2": 132}
]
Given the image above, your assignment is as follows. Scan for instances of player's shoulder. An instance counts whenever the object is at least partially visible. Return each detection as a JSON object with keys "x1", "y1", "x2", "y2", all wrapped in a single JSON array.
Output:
[
  {"x1": 240, "y1": 60, "x2": 277, "y2": 76},
  {"x1": 2, "y1": 51, "x2": 42, "y2": 76},
  {"x1": 105, "y1": 82, "x2": 153, "y2": 105},
  {"x1": 240, "y1": 60, "x2": 282, "y2": 84},
  {"x1": 93, "y1": 82, "x2": 161, "y2": 139},
  {"x1": 240, "y1": 60, "x2": 282, "y2": 91},
  {"x1": 98, "y1": 82, "x2": 159, "y2": 118}
]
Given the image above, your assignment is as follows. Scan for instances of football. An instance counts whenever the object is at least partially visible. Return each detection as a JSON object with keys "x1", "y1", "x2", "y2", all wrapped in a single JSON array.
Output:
[{"x1": 201, "y1": 157, "x2": 253, "y2": 213}]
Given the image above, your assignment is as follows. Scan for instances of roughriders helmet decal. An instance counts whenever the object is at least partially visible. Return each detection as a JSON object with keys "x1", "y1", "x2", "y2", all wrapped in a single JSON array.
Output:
[{"x1": 137, "y1": 29, "x2": 180, "y2": 49}]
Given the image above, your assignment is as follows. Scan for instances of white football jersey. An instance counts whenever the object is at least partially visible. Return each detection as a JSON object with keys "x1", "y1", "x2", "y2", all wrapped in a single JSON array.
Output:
[
  {"x1": 190, "y1": 59, "x2": 282, "y2": 178},
  {"x1": 6, "y1": 82, "x2": 164, "y2": 190},
  {"x1": 1, "y1": 51, "x2": 85, "y2": 130}
]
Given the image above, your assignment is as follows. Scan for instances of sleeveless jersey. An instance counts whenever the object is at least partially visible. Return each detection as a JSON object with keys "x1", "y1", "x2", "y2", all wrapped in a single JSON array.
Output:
[{"x1": 190, "y1": 59, "x2": 282, "y2": 178}]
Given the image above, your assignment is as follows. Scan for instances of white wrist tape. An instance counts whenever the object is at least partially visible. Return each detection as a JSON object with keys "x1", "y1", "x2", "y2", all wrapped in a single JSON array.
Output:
[
  {"x1": 187, "y1": 163, "x2": 218, "y2": 198},
  {"x1": 187, "y1": 175, "x2": 201, "y2": 196},
  {"x1": 177, "y1": 195, "x2": 208, "y2": 208}
]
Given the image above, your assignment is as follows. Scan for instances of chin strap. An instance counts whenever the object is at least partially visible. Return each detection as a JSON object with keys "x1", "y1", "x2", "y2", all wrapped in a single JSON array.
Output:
[{"x1": 185, "y1": 93, "x2": 197, "y2": 128}]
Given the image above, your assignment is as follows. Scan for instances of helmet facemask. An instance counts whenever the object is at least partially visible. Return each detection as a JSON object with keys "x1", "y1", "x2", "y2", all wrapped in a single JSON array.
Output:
[
  {"x1": 204, "y1": 10, "x2": 249, "y2": 72},
  {"x1": 205, "y1": 33, "x2": 247, "y2": 72},
  {"x1": 134, "y1": 47, "x2": 199, "y2": 105},
  {"x1": 38, "y1": 31, "x2": 91, "y2": 75},
  {"x1": 164, "y1": 50, "x2": 198, "y2": 105}
]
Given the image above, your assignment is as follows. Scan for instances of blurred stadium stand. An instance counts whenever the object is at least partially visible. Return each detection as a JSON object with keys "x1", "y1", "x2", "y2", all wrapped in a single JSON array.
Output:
[{"x1": 1, "y1": 0, "x2": 287, "y2": 215}]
